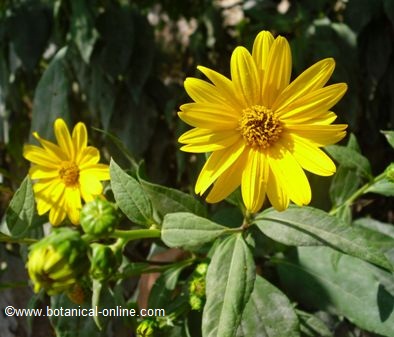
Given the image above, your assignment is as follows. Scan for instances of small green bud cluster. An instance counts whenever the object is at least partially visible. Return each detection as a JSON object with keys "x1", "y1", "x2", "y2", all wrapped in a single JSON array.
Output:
[
  {"x1": 189, "y1": 262, "x2": 208, "y2": 311},
  {"x1": 27, "y1": 228, "x2": 89, "y2": 295},
  {"x1": 136, "y1": 319, "x2": 157, "y2": 337},
  {"x1": 80, "y1": 198, "x2": 119, "y2": 237}
]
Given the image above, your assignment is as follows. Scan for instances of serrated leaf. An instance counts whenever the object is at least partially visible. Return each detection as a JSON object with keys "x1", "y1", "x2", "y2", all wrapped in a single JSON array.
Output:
[
  {"x1": 6, "y1": 176, "x2": 34, "y2": 238},
  {"x1": 140, "y1": 179, "x2": 206, "y2": 218},
  {"x1": 277, "y1": 247, "x2": 394, "y2": 337},
  {"x1": 162, "y1": 212, "x2": 228, "y2": 250},
  {"x1": 255, "y1": 206, "x2": 394, "y2": 271},
  {"x1": 30, "y1": 47, "x2": 71, "y2": 140},
  {"x1": 110, "y1": 159, "x2": 153, "y2": 226},
  {"x1": 203, "y1": 234, "x2": 255, "y2": 337},
  {"x1": 325, "y1": 145, "x2": 372, "y2": 179},
  {"x1": 237, "y1": 276, "x2": 300, "y2": 337}
]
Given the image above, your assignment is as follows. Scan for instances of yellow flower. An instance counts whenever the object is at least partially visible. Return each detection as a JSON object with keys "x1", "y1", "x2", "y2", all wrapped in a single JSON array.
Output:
[
  {"x1": 178, "y1": 31, "x2": 348, "y2": 213},
  {"x1": 23, "y1": 119, "x2": 110, "y2": 225}
]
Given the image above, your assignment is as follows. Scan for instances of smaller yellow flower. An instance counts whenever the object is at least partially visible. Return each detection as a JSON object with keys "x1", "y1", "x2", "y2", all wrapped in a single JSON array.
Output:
[{"x1": 23, "y1": 118, "x2": 110, "y2": 226}]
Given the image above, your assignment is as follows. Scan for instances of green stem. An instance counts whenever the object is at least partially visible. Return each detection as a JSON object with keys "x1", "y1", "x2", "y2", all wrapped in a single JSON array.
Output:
[
  {"x1": 110, "y1": 228, "x2": 161, "y2": 241},
  {"x1": 329, "y1": 171, "x2": 386, "y2": 215}
]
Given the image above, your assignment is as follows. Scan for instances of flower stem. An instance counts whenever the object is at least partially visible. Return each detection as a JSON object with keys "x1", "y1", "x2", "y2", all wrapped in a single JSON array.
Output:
[
  {"x1": 329, "y1": 171, "x2": 386, "y2": 215},
  {"x1": 110, "y1": 228, "x2": 161, "y2": 241}
]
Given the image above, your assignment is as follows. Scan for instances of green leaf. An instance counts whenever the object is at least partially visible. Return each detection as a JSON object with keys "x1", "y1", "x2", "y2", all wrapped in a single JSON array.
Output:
[
  {"x1": 277, "y1": 247, "x2": 394, "y2": 337},
  {"x1": 237, "y1": 276, "x2": 300, "y2": 337},
  {"x1": 381, "y1": 130, "x2": 394, "y2": 148},
  {"x1": 202, "y1": 234, "x2": 255, "y2": 337},
  {"x1": 96, "y1": 6, "x2": 134, "y2": 78},
  {"x1": 110, "y1": 159, "x2": 153, "y2": 226},
  {"x1": 329, "y1": 165, "x2": 362, "y2": 207},
  {"x1": 162, "y1": 212, "x2": 229, "y2": 250},
  {"x1": 50, "y1": 293, "x2": 105, "y2": 337},
  {"x1": 126, "y1": 12, "x2": 155, "y2": 103},
  {"x1": 30, "y1": 47, "x2": 71, "y2": 140},
  {"x1": 148, "y1": 263, "x2": 190, "y2": 309},
  {"x1": 140, "y1": 178, "x2": 207, "y2": 218},
  {"x1": 325, "y1": 145, "x2": 372, "y2": 179},
  {"x1": 365, "y1": 178, "x2": 394, "y2": 197},
  {"x1": 70, "y1": 0, "x2": 98, "y2": 63},
  {"x1": 255, "y1": 206, "x2": 394, "y2": 271},
  {"x1": 6, "y1": 176, "x2": 34, "y2": 238},
  {"x1": 354, "y1": 217, "x2": 394, "y2": 239},
  {"x1": 296, "y1": 310, "x2": 332, "y2": 337},
  {"x1": 6, "y1": 4, "x2": 51, "y2": 70}
]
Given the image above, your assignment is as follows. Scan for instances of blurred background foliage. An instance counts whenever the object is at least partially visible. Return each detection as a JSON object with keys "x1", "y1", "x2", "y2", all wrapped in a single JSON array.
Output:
[{"x1": 0, "y1": 0, "x2": 393, "y2": 335}]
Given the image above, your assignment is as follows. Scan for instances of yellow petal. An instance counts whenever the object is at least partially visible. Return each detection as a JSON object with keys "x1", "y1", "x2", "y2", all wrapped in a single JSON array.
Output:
[
  {"x1": 277, "y1": 83, "x2": 348, "y2": 120},
  {"x1": 230, "y1": 46, "x2": 260, "y2": 107},
  {"x1": 178, "y1": 103, "x2": 239, "y2": 130},
  {"x1": 262, "y1": 36, "x2": 292, "y2": 108},
  {"x1": 29, "y1": 165, "x2": 58, "y2": 180},
  {"x1": 285, "y1": 134, "x2": 336, "y2": 176},
  {"x1": 272, "y1": 58, "x2": 335, "y2": 111},
  {"x1": 49, "y1": 197, "x2": 66, "y2": 226},
  {"x1": 286, "y1": 124, "x2": 347, "y2": 146},
  {"x1": 195, "y1": 141, "x2": 246, "y2": 195},
  {"x1": 184, "y1": 78, "x2": 232, "y2": 106},
  {"x1": 80, "y1": 164, "x2": 110, "y2": 181},
  {"x1": 32, "y1": 132, "x2": 67, "y2": 161},
  {"x1": 197, "y1": 66, "x2": 243, "y2": 111},
  {"x1": 179, "y1": 128, "x2": 240, "y2": 153},
  {"x1": 284, "y1": 111, "x2": 338, "y2": 125},
  {"x1": 54, "y1": 119, "x2": 75, "y2": 160},
  {"x1": 78, "y1": 147, "x2": 100, "y2": 168},
  {"x1": 206, "y1": 151, "x2": 247, "y2": 203},
  {"x1": 65, "y1": 187, "x2": 82, "y2": 225},
  {"x1": 252, "y1": 30, "x2": 274, "y2": 72},
  {"x1": 266, "y1": 164, "x2": 289, "y2": 211},
  {"x1": 23, "y1": 145, "x2": 61, "y2": 168},
  {"x1": 35, "y1": 197, "x2": 52, "y2": 215},
  {"x1": 72, "y1": 122, "x2": 88, "y2": 161},
  {"x1": 268, "y1": 141, "x2": 311, "y2": 206},
  {"x1": 80, "y1": 173, "x2": 103, "y2": 202},
  {"x1": 241, "y1": 149, "x2": 268, "y2": 213}
]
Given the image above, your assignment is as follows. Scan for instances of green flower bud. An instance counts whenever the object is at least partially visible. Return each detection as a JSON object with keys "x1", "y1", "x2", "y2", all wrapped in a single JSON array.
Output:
[
  {"x1": 136, "y1": 319, "x2": 157, "y2": 337},
  {"x1": 27, "y1": 228, "x2": 89, "y2": 295},
  {"x1": 189, "y1": 294, "x2": 203, "y2": 311},
  {"x1": 195, "y1": 262, "x2": 208, "y2": 276},
  {"x1": 89, "y1": 243, "x2": 119, "y2": 281},
  {"x1": 80, "y1": 198, "x2": 119, "y2": 237}
]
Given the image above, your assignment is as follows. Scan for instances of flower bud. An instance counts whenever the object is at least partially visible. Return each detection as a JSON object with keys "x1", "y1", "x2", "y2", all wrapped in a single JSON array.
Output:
[
  {"x1": 89, "y1": 243, "x2": 119, "y2": 281},
  {"x1": 27, "y1": 228, "x2": 89, "y2": 295},
  {"x1": 80, "y1": 198, "x2": 119, "y2": 237},
  {"x1": 136, "y1": 319, "x2": 157, "y2": 337},
  {"x1": 188, "y1": 263, "x2": 208, "y2": 311}
]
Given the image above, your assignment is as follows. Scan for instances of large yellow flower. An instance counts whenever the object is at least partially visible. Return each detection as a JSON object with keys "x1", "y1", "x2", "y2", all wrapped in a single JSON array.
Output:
[
  {"x1": 178, "y1": 31, "x2": 347, "y2": 213},
  {"x1": 23, "y1": 119, "x2": 110, "y2": 225}
]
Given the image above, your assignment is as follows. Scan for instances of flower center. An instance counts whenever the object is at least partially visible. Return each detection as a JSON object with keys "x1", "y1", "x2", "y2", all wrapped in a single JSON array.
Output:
[
  {"x1": 239, "y1": 105, "x2": 282, "y2": 149},
  {"x1": 59, "y1": 162, "x2": 79, "y2": 187}
]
